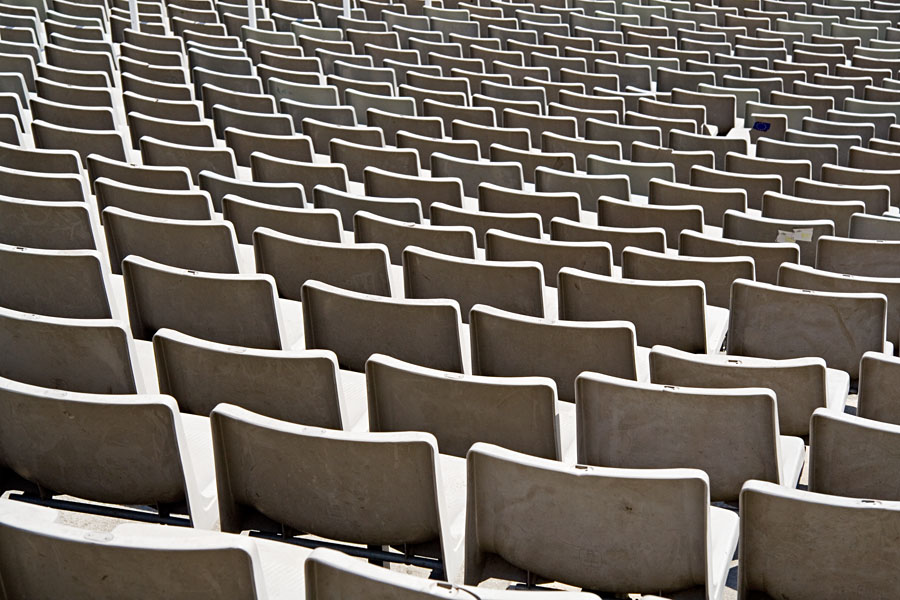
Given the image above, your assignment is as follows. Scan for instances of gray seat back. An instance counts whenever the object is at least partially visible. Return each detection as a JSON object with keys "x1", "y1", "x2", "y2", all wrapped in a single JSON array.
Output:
[
  {"x1": 301, "y1": 280, "x2": 463, "y2": 372},
  {"x1": 576, "y1": 371, "x2": 781, "y2": 502},
  {"x1": 354, "y1": 211, "x2": 476, "y2": 265},
  {"x1": 366, "y1": 353, "x2": 560, "y2": 459},
  {"x1": 727, "y1": 278, "x2": 886, "y2": 379},
  {"x1": 858, "y1": 351, "x2": 900, "y2": 426},
  {"x1": 403, "y1": 246, "x2": 545, "y2": 323},
  {"x1": 816, "y1": 235, "x2": 900, "y2": 278},
  {"x1": 0, "y1": 377, "x2": 192, "y2": 511},
  {"x1": 809, "y1": 408, "x2": 900, "y2": 501},
  {"x1": 559, "y1": 267, "x2": 710, "y2": 352},
  {"x1": 622, "y1": 246, "x2": 753, "y2": 308},
  {"x1": 212, "y1": 403, "x2": 455, "y2": 573},
  {"x1": 649, "y1": 344, "x2": 842, "y2": 437},
  {"x1": 465, "y1": 443, "x2": 711, "y2": 594},
  {"x1": 739, "y1": 480, "x2": 900, "y2": 598},
  {"x1": 122, "y1": 255, "x2": 284, "y2": 349},
  {"x1": 0, "y1": 503, "x2": 264, "y2": 599},
  {"x1": 253, "y1": 226, "x2": 391, "y2": 299},
  {"x1": 154, "y1": 328, "x2": 346, "y2": 428},
  {"x1": 0, "y1": 305, "x2": 137, "y2": 394},
  {"x1": 0, "y1": 244, "x2": 111, "y2": 319},
  {"x1": 103, "y1": 207, "x2": 240, "y2": 274},
  {"x1": 485, "y1": 229, "x2": 613, "y2": 287},
  {"x1": 470, "y1": 304, "x2": 638, "y2": 402}
]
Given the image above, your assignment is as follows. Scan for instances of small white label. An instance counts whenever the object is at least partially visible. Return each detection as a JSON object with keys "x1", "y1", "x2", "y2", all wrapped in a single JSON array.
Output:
[
  {"x1": 776, "y1": 230, "x2": 795, "y2": 243},
  {"x1": 776, "y1": 228, "x2": 814, "y2": 243},
  {"x1": 793, "y1": 228, "x2": 814, "y2": 242}
]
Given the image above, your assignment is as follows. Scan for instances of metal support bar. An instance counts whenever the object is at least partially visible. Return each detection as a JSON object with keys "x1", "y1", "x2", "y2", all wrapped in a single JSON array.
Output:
[
  {"x1": 9, "y1": 493, "x2": 193, "y2": 528},
  {"x1": 249, "y1": 530, "x2": 444, "y2": 575}
]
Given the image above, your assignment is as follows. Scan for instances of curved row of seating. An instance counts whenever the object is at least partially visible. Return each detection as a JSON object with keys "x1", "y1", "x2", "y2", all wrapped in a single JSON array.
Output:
[{"x1": 3, "y1": 0, "x2": 900, "y2": 596}]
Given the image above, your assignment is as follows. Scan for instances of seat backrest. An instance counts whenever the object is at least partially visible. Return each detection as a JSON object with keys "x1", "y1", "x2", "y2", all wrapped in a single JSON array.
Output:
[
  {"x1": 849, "y1": 213, "x2": 900, "y2": 241},
  {"x1": 95, "y1": 177, "x2": 214, "y2": 221},
  {"x1": 672, "y1": 87, "x2": 736, "y2": 133},
  {"x1": 0, "y1": 243, "x2": 111, "y2": 319},
  {"x1": 726, "y1": 150, "x2": 811, "y2": 195},
  {"x1": 576, "y1": 371, "x2": 781, "y2": 502},
  {"x1": 0, "y1": 140, "x2": 80, "y2": 175},
  {"x1": 122, "y1": 255, "x2": 284, "y2": 349},
  {"x1": 816, "y1": 235, "x2": 900, "y2": 278},
  {"x1": 858, "y1": 351, "x2": 900, "y2": 426},
  {"x1": 739, "y1": 480, "x2": 900, "y2": 598},
  {"x1": 363, "y1": 166, "x2": 464, "y2": 214},
  {"x1": 366, "y1": 353, "x2": 560, "y2": 459},
  {"x1": 212, "y1": 403, "x2": 457, "y2": 576},
  {"x1": 809, "y1": 408, "x2": 900, "y2": 501},
  {"x1": 398, "y1": 130, "x2": 478, "y2": 170},
  {"x1": 622, "y1": 246, "x2": 753, "y2": 308},
  {"x1": 786, "y1": 128, "x2": 858, "y2": 167},
  {"x1": 312, "y1": 184, "x2": 422, "y2": 232},
  {"x1": 452, "y1": 120, "x2": 530, "y2": 158},
  {"x1": 0, "y1": 305, "x2": 137, "y2": 394},
  {"x1": 140, "y1": 136, "x2": 237, "y2": 184},
  {"x1": 761, "y1": 190, "x2": 863, "y2": 238},
  {"x1": 587, "y1": 155, "x2": 675, "y2": 197},
  {"x1": 0, "y1": 195, "x2": 95, "y2": 250},
  {"x1": 225, "y1": 128, "x2": 313, "y2": 169},
  {"x1": 857, "y1": 146, "x2": 900, "y2": 173},
  {"x1": 430, "y1": 202, "x2": 541, "y2": 248},
  {"x1": 127, "y1": 111, "x2": 215, "y2": 150},
  {"x1": 330, "y1": 138, "x2": 419, "y2": 183},
  {"x1": 354, "y1": 211, "x2": 475, "y2": 266},
  {"x1": 757, "y1": 137, "x2": 837, "y2": 179},
  {"x1": 465, "y1": 443, "x2": 711, "y2": 594},
  {"x1": 103, "y1": 207, "x2": 240, "y2": 275},
  {"x1": 0, "y1": 377, "x2": 197, "y2": 516},
  {"x1": 154, "y1": 328, "x2": 347, "y2": 428},
  {"x1": 541, "y1": 131, "x2": 621, "y2": 171},
  {"x1": 822, "y1": 164, "x2": 900, "y2": 208},
  {"x1": 631, "y1": 142, "x2": 713, "y2": 186},
  {"x1": 201, "y1": 171, "x2": 304, "y2": 214},
  {"x1": 723, "y1": 209, "x2": 834, "y2": 266},
  {"x1": 649, "y1": 344, "x2": 839, "y2": 437},
  {"x1": 33, "y1": 120, "x2": 128, "y2": 167},
  {"x1": 727, "y1": 278, "x2": 886, "y2": 379},
  {"x1": 779, "y1": 261, "x2": 900, "y2": 350},
  {"x1": 403, "y1": 246, "x2": 544, "y2": 323},
  {"x1": 478, "y1": 182, "x2": 580, "y2": 234},
  {"x1": 585, "y1": 115, "x2": 660, "y2": 160},
  {"x1": 254, "y1": 227, "x2": 391, "y2": 299},
  {"x1": 0, "y1": 502, "x2": 264, "y2": 600},
  {"x1": 431, "y1": 152, "x2": 523, "y2": 197},
  {"x1": 301, "y1": 279, "x2": 464, "y2": 373},
  {"x1": 670, "y1": 127, "x2": 749, "y2": 172},
  {"x1": 559, "y1": 268, "x2": 710, "y2": 352},
  {"x1": 691, "y1": 164, "x2": 780, "y2": 210},
  {"x1": 222, "y1": 195, "x2": 341, "y2": 245},
  {"x1": 470, "y1": 304, "x2": 637, "y2": 402},
  {"x1": 86, "y1": 153, "x2": 192, "y2": 192},
  {"x1": 0, "y1": 163, "x2": 85, "y2": 202},
  {"x1": 551, "y1": 217, "x2": 666, "y2": 266},
  {"x1": 213, "y1": 104, "x2": 293, "y2": 139},
  {"x1": 536, "y1": 165, "x2": 631, "y2": 209},
  {"x1": 679, "y1": 229, "x2": 799, "y2": 285},
  {"x1": 598, "y1": 195, "x2": 701, "y2": 250},
  {"x1": 485, "y1": 229, "x2": 613, "y2": 287}
]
